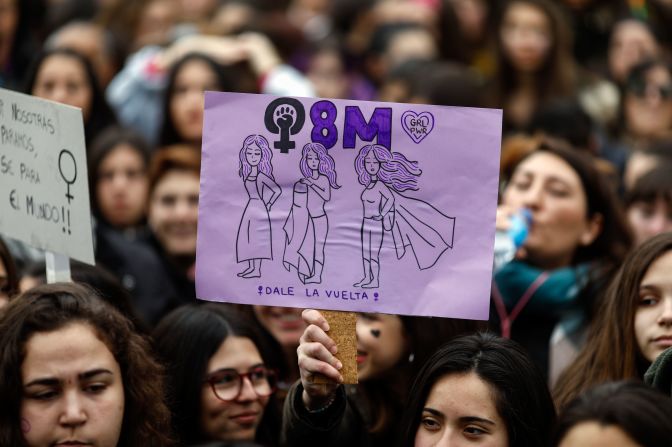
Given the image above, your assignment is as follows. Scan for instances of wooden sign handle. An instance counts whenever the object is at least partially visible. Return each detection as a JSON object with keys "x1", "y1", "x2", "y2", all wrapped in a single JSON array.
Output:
[
  {"x1": 45, "y1": 251, "x2": 71, "y2": 283},
  {"x1": 311, "y1": 310, "x2": 358, "y2": 384}
]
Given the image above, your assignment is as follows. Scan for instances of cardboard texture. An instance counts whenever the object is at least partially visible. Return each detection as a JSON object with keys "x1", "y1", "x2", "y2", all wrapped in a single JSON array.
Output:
[{"x1": 312, "y1": 310, "x2": 358, "y2": 384}]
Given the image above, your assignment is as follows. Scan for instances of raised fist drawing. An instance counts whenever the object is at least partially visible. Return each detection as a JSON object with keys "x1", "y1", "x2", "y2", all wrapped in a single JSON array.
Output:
[{"x1": 276, "y1": 106, "x2": 295, "y2": 130}]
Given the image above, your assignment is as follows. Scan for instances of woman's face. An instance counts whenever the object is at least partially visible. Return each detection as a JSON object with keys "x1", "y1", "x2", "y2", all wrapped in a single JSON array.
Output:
[
  {"x1": 134, "y1": 0, "x2": 178, "y2": 49},
  {"x1": 609, "y1": 21, "x2": 659, "y2": 84},
  {"x1": 364, "y1": 151, "x2": 380, "y2": 176},
  {"x1": 148, "y1": 170, "x2": 200, "y2": 257},
  {"x1": 634, "y1": 250, "x2": 672, "y2": 363},
  {"x1": 306, "y1": 150, "x2": 320, "y2": 171},
  {"x1": 21, "y1": 322, "x2": 125, "y2": 447},
  {"x1": 307, "y1": 50, "x2": 349, "y2": 99},
  {"x1": 96, "y1": 144, "x2": 149, "y2": 228},
  {"x1": 500, "y1": 2, "x2": 551, "y2": 73},
  {"x1": 32, "y1": 54, "x2": 93, "y2": 120},
  {"x1": 201, "y1": 336, "x2": 270, "y2": 442},
  {"x1": 503, "y1": 152, "x2": 601, "y2": 269},
  {"x1": 253, "y1": 306, "x2": 306, "y2": 350},
  {"x1": 170, "y1": 59, "x2": 218, "y2": 142},
  {"x1": 415, "y1": 372, "x2": 507, "y2": 447},
  {"x1": 356, "y1": 313, "x2": 407, "y2": 381},
  {"x1": 450, "y1": 0, "x2": 488, "y2": 42},
  {"x1": 624, "y1": 65, "x2": 672, "y2": 139},
  {"x1": 245, "y1": 143, "x2": 262, "y2": 167},
  {"x1": 627, "y1": 198, "x2": 672, "y2": 246},
  {"x1": 558, "y1": 422, "x2": 639, "y2": 447}
]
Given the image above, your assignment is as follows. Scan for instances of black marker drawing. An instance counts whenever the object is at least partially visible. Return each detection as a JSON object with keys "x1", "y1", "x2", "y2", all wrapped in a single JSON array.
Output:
[
  {"x1": 264, "y1": 97, "x2": 306, "y2": 154},
  {"x1": 353, "y1": 144, "x2": 456, "y2": 288},
  {"x1": 58, "y1": 149, "x2": 77, "y2": 204},
  {"x1": 283, "y1": 142, "x2": 340, "y2": 284},
  {"x1": 401, "y1": 110, "x2": 435, "y2": 144},
  {"x1": 236, "y1": 135, "x2": 282, "y2": 278}
]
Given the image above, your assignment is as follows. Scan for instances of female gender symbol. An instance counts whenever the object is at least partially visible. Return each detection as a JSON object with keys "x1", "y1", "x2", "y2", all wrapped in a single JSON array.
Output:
[{"x1": 58, "y1": 149, "x2": 77, "y2": 204}]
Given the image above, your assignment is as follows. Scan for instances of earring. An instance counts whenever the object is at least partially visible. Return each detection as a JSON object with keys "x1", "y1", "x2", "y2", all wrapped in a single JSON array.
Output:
[{"x1": 408, "y1": 352, "x2": 415, "y2": 363}]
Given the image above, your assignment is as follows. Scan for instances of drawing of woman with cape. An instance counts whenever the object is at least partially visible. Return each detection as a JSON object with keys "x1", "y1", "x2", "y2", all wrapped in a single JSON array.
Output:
[
  {"x1": 283, "y1": 142, "x2": 340, "y2": 283},
  {"x1": 353, "y1": 144, "x2": 455, "y2": 288},
  {"x1": 236, "y1": 134, "x2": 281, "y2": 278}
]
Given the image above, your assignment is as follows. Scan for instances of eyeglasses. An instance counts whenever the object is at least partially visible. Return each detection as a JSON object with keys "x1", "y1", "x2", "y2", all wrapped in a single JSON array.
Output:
[
  {"x1": 204, "y1": 365, "x2": 277, "y2": 402},
  {"x1": 628, "y1": 80, "x2": 672, "y2": 101}
]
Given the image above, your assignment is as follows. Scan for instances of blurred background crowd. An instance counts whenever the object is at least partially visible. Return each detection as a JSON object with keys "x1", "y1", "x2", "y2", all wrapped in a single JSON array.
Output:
[{"x1": 2, "y1": 0, "x2": 672, "y2": 446}]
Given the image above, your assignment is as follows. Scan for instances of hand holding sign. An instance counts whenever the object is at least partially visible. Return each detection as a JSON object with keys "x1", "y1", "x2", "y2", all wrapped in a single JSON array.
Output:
[{"x1": 298, "y1": 309, "x2": 343, "y2": 410}]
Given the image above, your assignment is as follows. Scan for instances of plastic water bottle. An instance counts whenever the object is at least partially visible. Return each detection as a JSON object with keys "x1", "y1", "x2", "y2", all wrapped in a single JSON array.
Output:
[{"x1": 493, "y1": 209, "x2": 532, "y2": 272}]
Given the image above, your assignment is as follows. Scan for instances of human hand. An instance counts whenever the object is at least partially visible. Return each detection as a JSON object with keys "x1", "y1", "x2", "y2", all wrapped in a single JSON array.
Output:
[
  {"x1": 298, "y1": 309, "x2": 343, "y2": 410},
  {"x1": 237, "y1": 32, "x2": 282, "y2": 76},
  {"x1": 495, "y1": 205, "x2": 528, "y2": 259},
  {"x1": 496, "y1": 205, "x2": 517, "y2": 231},
  {"x1": 300, "y1": 178, "x2": 313, "y2": 185},
  {"x1": 157, "y1": 35, "x2": 246, "y2": 71}
]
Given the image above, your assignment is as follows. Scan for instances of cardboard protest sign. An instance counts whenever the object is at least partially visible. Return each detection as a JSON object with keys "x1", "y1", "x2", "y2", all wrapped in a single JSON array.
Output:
[
  {"x1": 0, "y1": 88, "x2": 94, "y2": 265},
  {"x1": 197, "y1": 92, "x2": 501, "y2": 320}
]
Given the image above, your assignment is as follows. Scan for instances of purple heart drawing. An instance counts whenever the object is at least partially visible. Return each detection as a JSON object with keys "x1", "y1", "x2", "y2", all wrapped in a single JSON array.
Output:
[{"x1": 402, "y1": 111, "x2": 435, "y2": 144}]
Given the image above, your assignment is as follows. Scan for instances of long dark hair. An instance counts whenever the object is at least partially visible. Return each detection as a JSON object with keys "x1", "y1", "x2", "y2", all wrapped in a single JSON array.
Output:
[
  {"x1": 507, "y1": 143, "x2": 632, "y2": 317},
  {"x1": 88, "y1": 126, "x2": 151, "y2": 224},
  {"x1": 23, "y1": 47, "x2": 117, "y2": 147},
  {"x1": 400, "y1": 333, "x2": 556, "y2": 447},
  {"x1": 158, "y1": 53, "x2": 237, "y2": 146},
  {"x1": 490, "y1": 0, "x2": 577, "y2": 118},
  {"x1": 552, "y1": 381, "x2": 672, "y2": 447},
  {"x1": 554, "y1": 233, "x2": 672, "y2": 409},
  {"x1": 533, "y1": 144, "x2": 631, "y2": 267},
  {"x1": 152, "y1": 303, "x2": 279, "y2": 445},
  {"x1": 0, "y1": 283, "x2": 172, "y2": 446},
  {"x1": 365, "y1": 315, "x2": 483, "y2": 440},
  {"x1": 0, "y1": 238, "x2": 19, "y2": 300}
]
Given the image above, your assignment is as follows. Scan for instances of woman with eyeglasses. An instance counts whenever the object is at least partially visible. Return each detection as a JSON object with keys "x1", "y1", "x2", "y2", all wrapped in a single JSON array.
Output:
[
  {"x1": 152, "y1": 303, "x2": 280, "y2": 446},
  {"x1": 616, "y1": 59, "x2": 672, "y2": 149}
]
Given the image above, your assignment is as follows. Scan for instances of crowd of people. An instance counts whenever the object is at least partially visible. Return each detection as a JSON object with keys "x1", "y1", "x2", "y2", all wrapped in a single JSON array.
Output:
[{"x1": 2, "y1": 0, "x2": 672, "y2": 445}]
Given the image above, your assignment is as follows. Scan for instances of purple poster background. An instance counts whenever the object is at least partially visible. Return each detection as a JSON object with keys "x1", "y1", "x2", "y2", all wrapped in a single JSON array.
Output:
[{"x1": 196, "y1": 92, "x2": 502, "y2": 320}]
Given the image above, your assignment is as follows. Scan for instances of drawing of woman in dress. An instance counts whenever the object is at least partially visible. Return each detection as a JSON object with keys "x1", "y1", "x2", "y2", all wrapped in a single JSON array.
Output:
[
  {"x1": 353, "y1": 144, "x2": 456, "y2": 288},
  {"x1": 236, "y1": 134, "x2": 281, "y2": 278},
  {"x1": 283, "y1": 142, "x2": 340, "y2": 284}
]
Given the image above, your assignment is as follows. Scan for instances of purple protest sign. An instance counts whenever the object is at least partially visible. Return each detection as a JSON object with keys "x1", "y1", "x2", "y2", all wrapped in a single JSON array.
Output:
[{"x1": 196, "y1": 92, "x2": 502, "y2": 320}]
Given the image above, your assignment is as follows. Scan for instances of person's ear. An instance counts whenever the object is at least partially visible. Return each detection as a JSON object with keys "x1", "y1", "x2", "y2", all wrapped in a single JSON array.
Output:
[{"x1": 580, "y1": 213, "x2": 603, "y2": 246}]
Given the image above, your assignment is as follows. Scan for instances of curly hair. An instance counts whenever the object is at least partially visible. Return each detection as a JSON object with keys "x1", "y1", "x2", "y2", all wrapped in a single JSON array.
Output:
[
  {"x1": 0, "y1": 283, "x2": 173, "y2": 446},
  {"x1": 299, "y1": 142, "x2": 340, "y2": 189},
  {"x1": 354, "y1": 144, "x2": 422, "y2": 192},
  {"x1": 239, "y1": 134, "x2": 275, "y2": 181}
]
